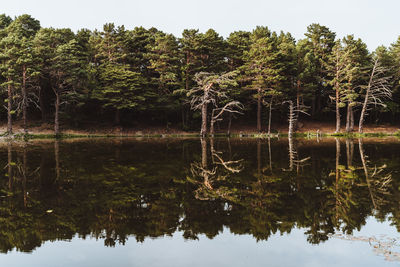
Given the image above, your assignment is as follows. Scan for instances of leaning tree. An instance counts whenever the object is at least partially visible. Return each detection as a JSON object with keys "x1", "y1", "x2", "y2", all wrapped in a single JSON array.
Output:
[{"x1": 358, "y1": 58, "x2": 392, "y2": 133}]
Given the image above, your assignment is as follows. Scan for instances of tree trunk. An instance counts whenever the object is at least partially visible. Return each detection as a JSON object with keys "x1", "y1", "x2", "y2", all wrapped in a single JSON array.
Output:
[
  {"x1": 54, "y1": 92, "x2": 60, "y2": 135},
  {"x1": 7, "y1": 80, "x2": 12, "y2": 135},
  {"x1": 227, "y1": 113, "x2": 232, "y2": 136},
  {"x1": 200, "y1": 89, "x2": 209, "y2": 137},
  {"x1": 114, "y1": 109, "x2": 120, "y2": 125},
  {"x1": 181, "y1": 106, "x2": 185, "y2": 129},
  {"x1": 359, "y1": 61, "x2": 377, "y2": 134},
  {"x1": 210, "y1": 116, "x2": 215, "y2": 137},
  {"x1": 296, "y1": 80, "x2": 301, "y2": 129},
  {"x1": 335, "y1": 86, "x2": 340, "y2": 133},
  {"x1": 350, "y1": 107, "x2": 354, "y2": 131},
  {"x1": 257, "y1": 88, "x2": 262, "y2": 132},
  {"x1": 345, "y1": 104, "x2": 351, "y2": 133},
  {"x1": 288, "y1": 101, "x2": 294, "y2": 138},
  {"x1": 22, "y1": 65, "x2": 27, "y2": 133}
]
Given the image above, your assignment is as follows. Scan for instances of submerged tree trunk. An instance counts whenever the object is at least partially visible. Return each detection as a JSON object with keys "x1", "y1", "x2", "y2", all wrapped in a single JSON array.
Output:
[
  {"x1": 7, "y1": 80, "x2": 12, "y2": 135},
  {"x1": 359, "y1": 138, "x2": 377, "y2": 209},
  {"x1": 257, "y1": 139, "x2": 261, "y2": 179},
  {"x1": 335, "y1": 137, "x2": 340, "y2": 221},
  {"x1": 7, "y1": 142, "x2": 12, "y2": 191},
  {"x1": 23, "y1": 144, "x2": 27, "y2": 207},
  {"x1": 55, "y1": 140, "x2": 60, "y2": 182},
  {"x1": 257, "y1": 88, "x2": 262, "y2": 132},
  {"x1": 54, "y1": 92, "x2": 60, "y2": 135}
]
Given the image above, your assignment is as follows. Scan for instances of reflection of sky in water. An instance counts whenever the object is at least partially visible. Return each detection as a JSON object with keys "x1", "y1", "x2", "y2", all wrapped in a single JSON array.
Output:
[{"x1": 0, "y1": 217, "x2": 398, "y2": 267}]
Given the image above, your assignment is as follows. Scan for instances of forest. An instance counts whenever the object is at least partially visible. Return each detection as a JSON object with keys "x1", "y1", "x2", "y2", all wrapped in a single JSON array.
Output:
[{"x1": 1, "y1": 13, "x2": 400, "y2": 135}]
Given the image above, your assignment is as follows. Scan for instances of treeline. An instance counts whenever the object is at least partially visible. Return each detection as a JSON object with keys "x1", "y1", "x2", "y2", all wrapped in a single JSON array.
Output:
[{"x1": 1, "y1": 13, "x2": 400, "y2": 135}]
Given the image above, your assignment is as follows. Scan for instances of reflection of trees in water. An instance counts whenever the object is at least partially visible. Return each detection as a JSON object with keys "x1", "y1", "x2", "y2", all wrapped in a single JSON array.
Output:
[
  {"x1": 0, "y1": 139, "x2": 398, "y2": 254},
  {"x1": 332, "y1": 233, "x2": 400, "y2": 262},
  {"x1": 189, "y1": 138, "x2": 243, "y2": 200}
]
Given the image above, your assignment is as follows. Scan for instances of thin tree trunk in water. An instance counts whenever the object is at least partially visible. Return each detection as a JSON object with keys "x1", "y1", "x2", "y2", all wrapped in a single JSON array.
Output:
[
  {"x1": 257, "y1": 139, "x2": 261, "y2": 180},
  {"x1": 346, "y1": 139, "x2": 351, "y2": 167},
  {"x1": 54, "y1": 92, "x2": 60, "y2": 135},
  {"x1": 346, "y1": 104, "x2": 351, "y2": 132},
  {"x1": 7, "y1": 80, "x2": 12, "y2": 135},
  {"x1": 257, "y1": 88, "x2": 262, "y2": 132},
  {"x1": 200, "y1": 138, "x2": 211, "y2": 189},
  {"x1": 23, "y1": 144, "x2": 27, "y2": 207},
  {"x1": 268, "y1": 98, "x2": 273, "y2": 135},
  {"x1": 335, "y1": 138, "x2": 340, "y2": 221},
  {"x1": 359, "y1": 138, "x2": 377, "y2": 209},
  {"x1": 227, "y1": 113, "x2": 232, "y2": 136},
  {"x1": 335, "y1": 87, "x2": 340, "y2": 133},
  {"x1": 268, "y1": 137, "x2": 272, "y2": 173},
  {"x1": 55, "y1": 140, "x2": 60, "y2": 182},
  {"x1": 7, "y1": 142, "x2": 12, "y2": 191},
  {"x1": 288, "y1": 136, "x2": 294, "y2": 171}
]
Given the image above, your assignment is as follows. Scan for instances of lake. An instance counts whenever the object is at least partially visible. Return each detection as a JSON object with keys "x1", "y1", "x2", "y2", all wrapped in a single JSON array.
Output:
[{"x1": 0, "y1": 137, "x2": 399, "y2": 266}]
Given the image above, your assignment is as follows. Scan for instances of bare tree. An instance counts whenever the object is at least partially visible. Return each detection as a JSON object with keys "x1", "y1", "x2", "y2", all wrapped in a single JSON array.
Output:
[
  {"x1": 284, "y1": 100, "x2": 309, "y2": 137},
  {"x1": 358, "y1": 59, "x2": 392, "y2": 133},
  {"x1": 210, "y1": 101, "x2": 243, "y2": 136},
  {"x1": 188, "y1": 72, "x2": 237, "y2": 137}
]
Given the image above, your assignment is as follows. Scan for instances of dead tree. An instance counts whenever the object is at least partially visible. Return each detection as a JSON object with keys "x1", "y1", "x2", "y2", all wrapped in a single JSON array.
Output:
[
  {"x1": 358, "y1": 59, "x2": 392, "y2": 133},
  {"x1": 210, "y1": 101, "x2": 243, "y2": 136},
  {"x1": 187, "y1": 72, "x2": 237, "y2": 137},
  {"x1": 284, "y1": 100, "x2": 309, "y2": 137}
]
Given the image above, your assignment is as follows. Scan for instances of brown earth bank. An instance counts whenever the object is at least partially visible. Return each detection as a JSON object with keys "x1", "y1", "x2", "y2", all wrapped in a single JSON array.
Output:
[{"x1": 1, "y1": 120, "x2": 400, "y2": 136}]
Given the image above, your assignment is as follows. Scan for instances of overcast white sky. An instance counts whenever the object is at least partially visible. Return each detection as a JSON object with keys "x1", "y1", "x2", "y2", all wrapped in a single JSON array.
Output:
[{"x1": 2, "y1": 0, "x2": 399, "y2": 50}]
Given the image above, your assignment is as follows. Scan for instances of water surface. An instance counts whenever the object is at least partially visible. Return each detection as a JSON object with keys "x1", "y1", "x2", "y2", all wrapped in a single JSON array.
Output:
[{"x1": 0, "y1": 137, "x2": 399, "y2": 266}]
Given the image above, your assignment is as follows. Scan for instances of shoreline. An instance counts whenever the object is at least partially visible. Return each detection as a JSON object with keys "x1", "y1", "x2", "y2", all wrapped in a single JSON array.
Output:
[{"x1": 1, "y1": 131, "x2": 399, "y2": 140}]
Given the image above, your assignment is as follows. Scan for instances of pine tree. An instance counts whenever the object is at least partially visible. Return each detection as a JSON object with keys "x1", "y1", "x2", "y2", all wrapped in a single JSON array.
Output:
[{"x1": 241, "y1": 27, "x2": 283, "y2": 132}]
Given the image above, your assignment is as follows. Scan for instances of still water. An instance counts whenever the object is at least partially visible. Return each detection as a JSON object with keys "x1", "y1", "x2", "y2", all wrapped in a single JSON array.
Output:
[{"x1": 0, "y1": 137, "x2": 400, "y2": 266}]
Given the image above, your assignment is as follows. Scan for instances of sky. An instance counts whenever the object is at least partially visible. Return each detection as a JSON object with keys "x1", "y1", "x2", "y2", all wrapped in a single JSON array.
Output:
[{"x1": 1, "y1": 0, "x2": 399, "y2": 50}]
